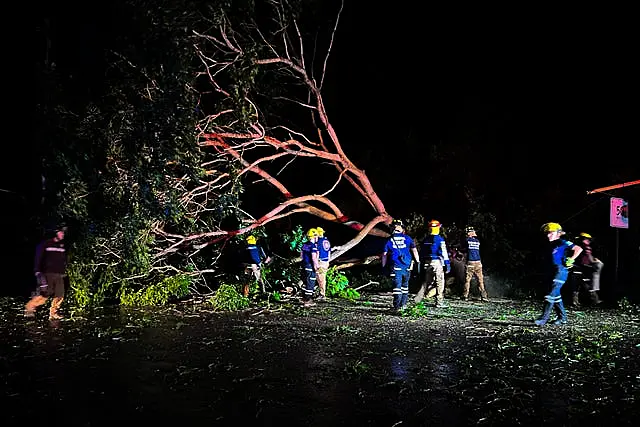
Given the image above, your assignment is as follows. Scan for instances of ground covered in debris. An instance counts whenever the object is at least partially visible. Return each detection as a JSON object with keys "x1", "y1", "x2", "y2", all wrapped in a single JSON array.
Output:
[{"x1": 1, "y1": 293, "x2": 638, "y2": 426}]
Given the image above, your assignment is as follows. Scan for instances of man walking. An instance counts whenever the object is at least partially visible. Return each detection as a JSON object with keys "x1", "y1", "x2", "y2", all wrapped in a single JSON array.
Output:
[
  {"x1": 415, "y1": 220, "x2": 451, "y2": 308},
  {"x1": 535, "y1": 222, "x2": 583, "y2": 326},
  {"x1": 25, "y1": 225, "x2": 69, "y2": 320},
  {"x1": 381, "y1": 219, "x2": 420, "y2": 313}
]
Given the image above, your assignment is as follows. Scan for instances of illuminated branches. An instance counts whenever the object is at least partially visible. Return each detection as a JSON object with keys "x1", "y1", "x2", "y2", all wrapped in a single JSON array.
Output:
[{"x1": 159, "y1": 0, "x2": 394, "y2": 263}]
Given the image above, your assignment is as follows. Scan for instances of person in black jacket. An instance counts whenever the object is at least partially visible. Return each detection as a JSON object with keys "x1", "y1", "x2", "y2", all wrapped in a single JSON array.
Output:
[{"x1": 25, "y1": 225, "x2": 68, "y2": 320}]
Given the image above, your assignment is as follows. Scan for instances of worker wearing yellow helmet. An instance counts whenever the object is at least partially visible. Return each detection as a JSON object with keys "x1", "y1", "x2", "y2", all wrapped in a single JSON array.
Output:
[
  {"x1": 534, "y1": 222, "x2": 583, "y2": 326},
  {"x1": 315, "y1": 227, "x2": 331, "y2": 300},
  {"x1": 242, "y1": 234, "x2": 271, "y2": 296},
  {"x1": 415, "y1": 219, "x2": 451, "y2": 308},
  {"x1": 300, "y1": 228, "x2": 320, "y2": 307},
  {"x1": 428, "y1": 220, "x2": 442, "y2": 234},
  {"x1": 540, "y1": 222, "x2": 565, "y2": 234}
]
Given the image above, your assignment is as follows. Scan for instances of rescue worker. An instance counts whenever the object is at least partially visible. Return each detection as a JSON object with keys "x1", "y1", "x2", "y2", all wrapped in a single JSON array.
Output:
[
  {"x1": 415, "y1": 220, "x2": 451, "y2": 308},
  {"x1": 242, "y1": 235, "x2": 271, "y2": 296},
  {"x1": 381, "y1": 219, "x2": 420, "y2": 312},
  {"x1": 315, "y1": 227, "x2": 331, "y2": 300},
  {"x1": 300, "y1": 228, "x2": 320, "y2": 307},
  {"x1": 535, "y1": 222, "x2": 583, "y2": 326},
  {"x1": 25, "y1": 225, "x2": 69, "y2": 320},
  {"x1": 573, "y1": 232, "x2": 603, "y2": 306},
  {"x1": 461, "y1": 226, "x2": 488, "y2": 302}
]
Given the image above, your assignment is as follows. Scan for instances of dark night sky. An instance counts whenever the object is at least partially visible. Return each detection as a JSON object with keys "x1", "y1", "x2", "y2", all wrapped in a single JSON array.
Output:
[
  {"x1": 317, "y1": 2, "x2": 639, "y2": 227},
  {"x1": 4, "y1": 1, "x2": 638, "y2": 295},
  {"x1": 326, "y1": 2, "x2": 638, "y2": 170}
]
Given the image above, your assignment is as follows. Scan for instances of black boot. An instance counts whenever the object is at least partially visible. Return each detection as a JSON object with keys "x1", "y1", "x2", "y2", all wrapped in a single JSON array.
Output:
[
  {"x1": 535, "y1": 301, "x2": 554, "y2": 326},
  {"x1": 552, "y1": 301, "x2": 567, "y2": 325},
  {"x1": 589, "y1": 291, "x2": 602, "y2": 305},
  {"x1": 571, "y1": 291, "x2": 581, "y2": 308}
]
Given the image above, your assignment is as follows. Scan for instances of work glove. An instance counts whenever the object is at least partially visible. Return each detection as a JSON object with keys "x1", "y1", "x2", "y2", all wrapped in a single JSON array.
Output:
[
  {"x1": 564, "y1": 258, "x2": 575, "y2": 268},
  {"x1": 445, "y1": 262, "x2": 451, "y2": 274}
]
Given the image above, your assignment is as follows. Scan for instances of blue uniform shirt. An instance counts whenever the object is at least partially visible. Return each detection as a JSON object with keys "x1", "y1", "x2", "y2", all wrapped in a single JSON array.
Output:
[
  {"x1": 421, "y1": 235, "x2": 450, "y2": 266},
  {"x1": 246, "y1": 244, "x2": 265, "y2": 264},
  {"x1": 301, "y1": 241, "x2": 318, "y2": 268},
  {"x1": 317, "y1": 236, "x2": 331, "y2": 262},
  {"x1": 383, "y1": 233, "x2": 415, "y2": 269},
  {"x1": 550, "y1": 239, "x2": 576, "y2": 267},
  {"x1": 465, "y1": 236, "x2": 481, "y2": 262}
]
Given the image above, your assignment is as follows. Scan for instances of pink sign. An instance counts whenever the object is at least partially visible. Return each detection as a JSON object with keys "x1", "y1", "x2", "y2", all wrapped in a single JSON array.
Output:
[{"x1": 610, "y1": 197, "x2": 629, "y2": 229}]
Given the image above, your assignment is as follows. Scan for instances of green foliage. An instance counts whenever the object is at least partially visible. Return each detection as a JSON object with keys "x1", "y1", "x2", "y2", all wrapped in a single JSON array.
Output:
[
  {"x1": 260, "y1": 255, "x2": 301, "y2": 294},
  {"x1": 245, "y1": 278, "x2": 261, "y2": 299},
  {"x1": 326, "y1": 267, "x2": 360, "y2": 301},
  {"x1": 402, "y1": 301, "x2": 430, "y2": 318},
  {"x1": 65, "y1": 226, "x2": 157, "y2": 305},
  {"x1": 66, "y1": 260, "x2": 114, "y2": 310},
  {"x1": 120, "y1": 275, "x2": 191, "y2": 306},
  {"x1": 66, "y1": 263, "x2": 92, "y2": 310},
  {"x1": 208, "y1": 283, "x2": 250, "y2": 311},
  {"x1": 35, "y1": 1, "x2": 370, "y2": 308},
  {"x1": 270, "y1": 291, "x2": 282, "y2": 302},
  {"x1": 34, "y1": 1, "x2": 250, "y2": 299},
  {"x1": 250, "y1": 228, "x2": 364, "y2": 301},
  {"x1": 244, "y1": 226, "x2": 304, "y2": 294},
  {"x1": 281, "y1": 225, "x2": 306, "y2": 253}
]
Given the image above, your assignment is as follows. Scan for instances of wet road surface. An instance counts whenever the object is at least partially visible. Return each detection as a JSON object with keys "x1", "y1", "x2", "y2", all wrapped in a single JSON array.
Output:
[{"x1": 1, "y1": 295, "x2": 638, "y2": 426}]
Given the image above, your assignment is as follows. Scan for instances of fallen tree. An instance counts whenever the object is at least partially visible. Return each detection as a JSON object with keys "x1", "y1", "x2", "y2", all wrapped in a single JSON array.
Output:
[
  {"x1": 38, "y1": 1, "x2": 400, "y2": 305},
  {"x1": 149, "y1": 0, "x2": 395, "y2": 266}
]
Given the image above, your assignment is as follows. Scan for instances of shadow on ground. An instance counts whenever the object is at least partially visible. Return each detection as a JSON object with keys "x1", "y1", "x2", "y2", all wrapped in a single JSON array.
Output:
[{"x1": 1, "y1": 293, "x2": 639, "y2": 426}]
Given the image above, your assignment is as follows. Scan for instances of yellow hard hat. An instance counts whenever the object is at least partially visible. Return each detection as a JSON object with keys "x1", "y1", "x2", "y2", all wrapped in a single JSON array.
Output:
[
  {"x1": 316, "y1": 227, "x2": 325, "y2": 236},
  {"x1": 541, "y1": 222, "x2": 562, "y2": 233},
  {"x1": 246, "y1": 235, "x2": 257, "y2": 244},
  {"x1": 307, "y1": 228, "x2": 318, "y2": 239},
  {"x1": 429, "y1": 219, "x2": 441, "y2": 235},
  {"x1": 579, "y1": 232, "x2": 592, "y2": 239}
]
